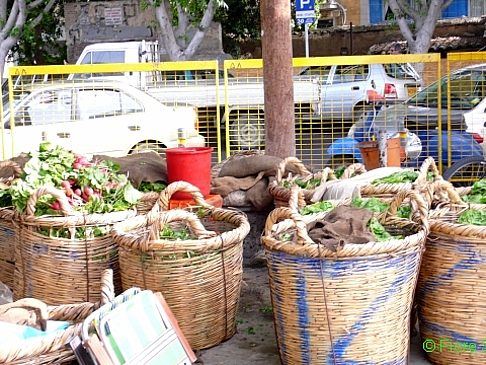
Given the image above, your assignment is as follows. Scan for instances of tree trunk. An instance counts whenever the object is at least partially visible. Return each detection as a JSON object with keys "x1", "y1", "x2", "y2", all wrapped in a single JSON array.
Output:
[{"x1": 260, "y1": 0, "x2": 295, "y2": 158}]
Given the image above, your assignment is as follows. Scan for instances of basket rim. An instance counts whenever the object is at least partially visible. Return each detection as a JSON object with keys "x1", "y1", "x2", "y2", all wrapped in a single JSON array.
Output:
[
  {"x1": 0, "y1": 269, "x2": 113, "y2": 363},
  {"x1": 429, "y1": 205, "x2": 486, "y2": 238},
  {"x1": 112, "y1": 207, "x2": 250, "y2": 253}
]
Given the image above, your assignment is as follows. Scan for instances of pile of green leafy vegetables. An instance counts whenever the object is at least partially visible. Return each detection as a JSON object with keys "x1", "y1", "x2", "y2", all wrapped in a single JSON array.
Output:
[
  {"x1": 457, "y1": 209, "x2": 486, "y2": 226},
  {"x1": 371, "y1": 171, "x2": 419, "y2": 185},
  {"x1": 0, "y1": 142, "x2": 146, "y2": 238},
  {"x1": 281, "y1": 177, "x2": 321, "y2": 190},
  {"x1": 462, "y1": 179, "x2": 486, "y2": 204}
]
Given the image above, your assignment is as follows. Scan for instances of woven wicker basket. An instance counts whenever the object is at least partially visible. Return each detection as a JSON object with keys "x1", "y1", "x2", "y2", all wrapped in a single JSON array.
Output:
[
  {"x1": 261, "y1": 190, "x2": 429, "y2": 364},
  {"x1": 0, "y1": 160, "x2": 23, "y2": 289},
  {"x1": 268, "y1": 157, "x2": 341, "y2": 208},
  {"x1": 112, "y1": 181, "x2": 250, "y2": 350},
  {"x1": 13, "y1": 186, "x2": 136, "y2": 305},
  {"x1": 0, "y1": 269, "x2": 114, "y2": 365},
  {"x1": 417, "y1": 204, "x2": 486, "y2": 365},
  {"x1": 360, "y1": 156, "x2": 440, "y2": 199}
]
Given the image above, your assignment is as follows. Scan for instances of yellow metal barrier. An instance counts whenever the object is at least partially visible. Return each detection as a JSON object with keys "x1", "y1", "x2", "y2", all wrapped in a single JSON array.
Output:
[
  {"x1": 2, "y1": 53, "x2": 484, "y2": 180},
  {"x1": 1, "y1": 61, "x2": 221, "y2": 162},
  {"x1": 443, "y1": 52, "x2": 486, "y2": 184}
]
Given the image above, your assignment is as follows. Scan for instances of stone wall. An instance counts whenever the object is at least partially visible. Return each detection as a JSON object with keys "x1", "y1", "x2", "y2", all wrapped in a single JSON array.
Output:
[{"x1": 64, "y1": 1, "x2": 228, "y2": 63}]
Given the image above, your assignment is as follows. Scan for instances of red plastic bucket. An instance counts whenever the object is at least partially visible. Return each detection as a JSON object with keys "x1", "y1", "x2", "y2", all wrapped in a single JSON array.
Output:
[{"x1": 166, "y1": 147, "x2": 213, "y2": 200}]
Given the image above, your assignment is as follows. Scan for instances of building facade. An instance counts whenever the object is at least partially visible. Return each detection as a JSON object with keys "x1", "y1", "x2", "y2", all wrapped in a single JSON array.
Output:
[{"x1": 321, "y1": 0, "x2": 485, "y2": 27}]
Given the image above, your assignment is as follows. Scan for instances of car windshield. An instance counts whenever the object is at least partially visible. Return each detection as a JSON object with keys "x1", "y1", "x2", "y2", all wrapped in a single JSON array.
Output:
[{"x1": 408, "y1": 68, "x2": 486, "y2": 110}]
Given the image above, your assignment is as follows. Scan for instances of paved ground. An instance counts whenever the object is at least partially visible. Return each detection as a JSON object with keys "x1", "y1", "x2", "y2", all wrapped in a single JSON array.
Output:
[
  {"x1": 198, "y1": 267, "x2": 432, "y2": 365},
  {"x1": 0, "y1": 267, "x2": 432, "y2": 365}
]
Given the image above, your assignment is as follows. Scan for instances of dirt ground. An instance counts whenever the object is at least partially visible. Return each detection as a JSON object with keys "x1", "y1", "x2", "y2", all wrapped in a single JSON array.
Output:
[{"x1": 197, "y1": 266, "x2": 432, "y2": 365}]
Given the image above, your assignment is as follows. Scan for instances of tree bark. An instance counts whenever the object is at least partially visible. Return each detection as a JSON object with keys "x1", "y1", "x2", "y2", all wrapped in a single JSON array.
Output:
[{"x1": 260, "y1": 0, "x2": 295, "y2": 158}]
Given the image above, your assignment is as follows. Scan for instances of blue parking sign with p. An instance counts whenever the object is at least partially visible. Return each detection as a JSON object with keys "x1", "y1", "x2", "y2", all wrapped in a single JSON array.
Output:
[{"x1": 296, "y1": 0, "x2": 315, "y2": 25}]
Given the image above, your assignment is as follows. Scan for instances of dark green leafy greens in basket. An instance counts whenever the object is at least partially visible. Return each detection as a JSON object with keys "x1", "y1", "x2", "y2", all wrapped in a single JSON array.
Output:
[
  {"x1": 159, "y1": 225, "x2": 196, "y2": 240},
  {"x1": 158, "y1": 225, "x2": 199, "y2": 260},
  {"x1": 300, "y1": 197, "x2": 411, "y2": 219},
  {"x1": 300, "y1": 201, "x2": 334, "y2": 215},
  {"x1": 138, "y1": 181, "x2": 166, "y2": 193},
  {"x1": 371, "y1": 171, "x2": 419, "y2": 185},
  {"x1": 462, "y1": 180, "x2": 486, "y2": 204},
  {"x1": 457, "y1": 209, "x2": 486, "y2": 226},
  {"x1": 282, "y1": 177, "x2": 321, "y2": 190}
]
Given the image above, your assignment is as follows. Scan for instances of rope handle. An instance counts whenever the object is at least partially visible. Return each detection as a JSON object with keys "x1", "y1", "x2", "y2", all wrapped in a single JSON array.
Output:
[
  {"x1": 276, "y1": 156, "x2": 311, "y2": 182},
  {"x1": 318, "y1": 167, "x2": 337, "y2": 184},
  {"x1": 431, "y1": 180, "x2": 465, "y2": 205},
  {"x1": 151, "y1": 181, "x2": 213, "y2": 213},
  {"x1": 288, "y1": 185, "x2": 308, "y2": 212},
  {"x1": 153, "y1": 208, "x2": 216, "y2": 238},
  {"x1": 415, "y1": 157, "x2": 441, "y2": 185},
  {"x1": 264, "y1": 206, "x2": 314, "y2": 245},
  {"x1": 0, "y1": 298, "x2": 48, "y2": 331},
  {"x1": 25, "y1": 185, "x2": 77, "y2": 217},
  {"x1": 0, "y1": 160, "x2": 23, "y2": 180},
  {"x1": 384, "y1": 189, "x2": 429, "y2": 231},
  {"x1": 341, "y1": 163, "x2": 367, "y2": 179},
  {"x1": 100, "y1": 269, "x2": 115, "y2": 304}
]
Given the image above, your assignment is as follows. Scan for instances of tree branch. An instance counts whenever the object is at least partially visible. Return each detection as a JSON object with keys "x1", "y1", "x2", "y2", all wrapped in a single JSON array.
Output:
[
  {"x1": 154, "y1": 0, "x2": 184, "y2": 60},
  {"x1": 393, "y1": 0, "x2": 420, "y2": 20},
  {"x1": 30, "y1": 0, "x2": 57, "y2": 28},
  {"x1": 175, "y1": 3, "x2": 189, "y2": 48},
  {"x1": 184, "y1": 0, "x2": 216, "y2": 58},
  {"x1": 388, "y1": 0, "x2": 415, "y2": 43}
]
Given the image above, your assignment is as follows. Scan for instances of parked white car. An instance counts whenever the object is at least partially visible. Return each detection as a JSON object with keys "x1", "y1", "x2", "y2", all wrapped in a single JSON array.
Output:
[
  {"x1": 1, "y1": 80, "x2": 205, "y2": 160},
  {"x1": 298, "y1": 63, "x2": 422, "y2": 121}
]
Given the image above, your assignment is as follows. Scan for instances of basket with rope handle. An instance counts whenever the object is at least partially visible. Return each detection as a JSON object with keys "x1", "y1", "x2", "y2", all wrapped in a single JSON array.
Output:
[
  {"x1": 359, "y1": 156, "x2": 441, "y2": 199},
  {"x1": 111, "y1": 181, "x2": 250, "y2": 350},
  {"x1": 286, "y1": 184, "x2": 415, "y2": 226},
  {"x1": 416, "y1": 203, "x2": 486, "y2": 365},
  {"x1": 261, "y1": 189, "x2": 429, "y2": 364},
  {"x1": 0, "y1": 268, "x2": 114, "y2": 365},
  {"x1": 0, "y1": 160, "x2": 23, "y2": 289},
  {"x1": 13, "y1": 185, "x2": 136, "y2": 305},
  {"x1": 268, "y1": 157, "x2": 339, "y2": 208}
]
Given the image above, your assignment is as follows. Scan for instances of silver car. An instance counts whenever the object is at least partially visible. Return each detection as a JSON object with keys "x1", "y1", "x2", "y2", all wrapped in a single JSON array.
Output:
[{"x1": 298, "y1": 63, "x2": 422, "y2": 121}]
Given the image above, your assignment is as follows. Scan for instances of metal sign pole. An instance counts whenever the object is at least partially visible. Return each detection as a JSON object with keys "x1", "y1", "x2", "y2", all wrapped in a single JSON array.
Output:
[{"x1": 305, "y1": 23, "x2": 309, "y2": 58}]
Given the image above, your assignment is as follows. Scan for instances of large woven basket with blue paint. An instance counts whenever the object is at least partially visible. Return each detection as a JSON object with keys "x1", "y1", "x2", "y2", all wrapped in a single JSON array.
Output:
[
  {"x1": 417, "y1": 204, "x2": 486, "y2": 364},
  {"x1": 261, "y1": 190, "x2": 429, "y2": 364}
]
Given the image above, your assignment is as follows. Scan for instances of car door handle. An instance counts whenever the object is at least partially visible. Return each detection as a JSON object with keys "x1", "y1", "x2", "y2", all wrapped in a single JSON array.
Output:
[
  {"x1": 57, "y1": 132, "x2": 70, "y2": 138},
  {"x1": 128, "y1": 125, "x2": 141, "y2": 131},
  {"x1": 351, "y1": 86, "x2": 360, "y2": 90}
]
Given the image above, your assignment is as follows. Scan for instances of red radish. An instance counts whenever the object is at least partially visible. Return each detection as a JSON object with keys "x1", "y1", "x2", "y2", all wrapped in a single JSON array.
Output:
[
  {"x1": 74, "y1": 188, "x2": 82, "y2": 196},
  {"x1": 50, "y1": 201, "x2": 61, "y2": 210},
  {"x1": 73, "y1": 162, "x2": 82, "y2": 170},
  {"x1": 83, "y1": 186, "x2": 94, "y2": 197}
]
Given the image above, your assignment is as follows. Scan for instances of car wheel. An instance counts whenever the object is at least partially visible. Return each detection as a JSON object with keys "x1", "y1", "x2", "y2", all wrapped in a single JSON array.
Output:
[
  {"x1": 442, "y1": 155, "x2": 486, "y2": 187},
  {"x1": 130, "y1": 142, "x2": 167, "y2": 157},
  {"x1": 229, "y1": 115, "x2": 264, "y2": 149}
]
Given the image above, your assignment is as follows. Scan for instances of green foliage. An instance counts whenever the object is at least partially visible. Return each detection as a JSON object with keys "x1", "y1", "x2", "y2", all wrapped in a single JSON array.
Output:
[
  {"x1": 215, "y1": 0, "x2": 261, "y2": 57},
  {"x1": 11, "y1": 1, "x2": 67, "y2": 66}
]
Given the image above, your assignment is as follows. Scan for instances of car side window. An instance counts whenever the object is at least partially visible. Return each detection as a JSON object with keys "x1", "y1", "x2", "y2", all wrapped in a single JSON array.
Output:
[
  {"x1": 76, "y1": 88, "x2": 143, "y2": 120},
  {"x1": 333, "y1": 65, "x2": 369, "y2": 83},
  {"x1": 300, "y1": 66, "x2": 331, "y2": 80},
  {"x1": 20, "y1": 89, "x2": 72, "y2": 126}
]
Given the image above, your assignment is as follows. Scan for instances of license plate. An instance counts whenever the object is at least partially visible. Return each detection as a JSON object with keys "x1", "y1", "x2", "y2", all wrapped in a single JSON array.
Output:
[{"x1": 407, "y1": 87, "x2": 417, "y2": 97}]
